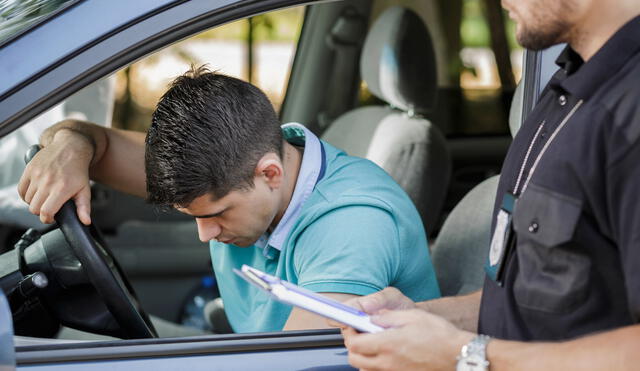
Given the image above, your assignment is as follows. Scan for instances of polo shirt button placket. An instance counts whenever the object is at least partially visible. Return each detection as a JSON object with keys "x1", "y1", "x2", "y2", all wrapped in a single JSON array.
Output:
[
  {"x1": 528, "y1": 221, "x2": 539, "y2": 233},
  {"x1": 558, "y1": 95, "x2": 567, "y2": 106}
]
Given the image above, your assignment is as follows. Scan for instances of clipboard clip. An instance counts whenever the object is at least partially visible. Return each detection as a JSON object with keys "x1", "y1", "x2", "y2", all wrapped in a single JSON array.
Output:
[{"x1": 233, "y1": 265, "x2": 278, "y2": 292}]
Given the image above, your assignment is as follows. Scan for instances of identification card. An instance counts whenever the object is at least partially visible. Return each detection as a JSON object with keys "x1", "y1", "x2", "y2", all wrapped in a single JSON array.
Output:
[
  {"x1": 489, "y1": 209, "x2": 510, "y2": 266},
  {"x1": 485, "y1": 193, "x2": 516, "y2": 284}
]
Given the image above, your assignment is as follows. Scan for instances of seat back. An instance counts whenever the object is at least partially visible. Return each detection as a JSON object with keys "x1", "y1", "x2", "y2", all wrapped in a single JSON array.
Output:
[
  {"x1": 430, "y1": 175, "x2": 498, "y2": 296},
  {"x1": 431, "y1": 80, "x2": 523, "y2": 296},
  {"x1": 321, "y1": 6, "x2": 450, "y2": 235}
]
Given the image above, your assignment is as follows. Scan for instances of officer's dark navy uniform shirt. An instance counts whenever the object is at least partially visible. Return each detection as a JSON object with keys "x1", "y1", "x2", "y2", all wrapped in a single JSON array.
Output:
[{"x1": 478, "y1": 15, "x2": 640, "y2": 341}]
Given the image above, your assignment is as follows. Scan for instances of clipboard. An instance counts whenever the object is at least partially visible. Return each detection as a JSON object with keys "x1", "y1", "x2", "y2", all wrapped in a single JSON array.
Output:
[{"x1": 233, "y1": 265, "x2": 384, "y2": 333}]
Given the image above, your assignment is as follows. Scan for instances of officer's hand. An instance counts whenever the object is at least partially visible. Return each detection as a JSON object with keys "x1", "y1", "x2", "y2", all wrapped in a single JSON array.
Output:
[
  {"x1": 343, "y1": 309, "x2": 474, "y2": 371},
  {"x1": 18, "y1": 130, "x2": 94, "y2": 225},
  {"x1": 327, "y1": 287, "x2": 416, "y2": 328}
]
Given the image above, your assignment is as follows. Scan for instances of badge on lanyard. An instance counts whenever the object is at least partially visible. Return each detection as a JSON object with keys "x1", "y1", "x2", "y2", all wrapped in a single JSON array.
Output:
[{"x1": 485, "y1": 192, "x2": 517, "y2": 284}]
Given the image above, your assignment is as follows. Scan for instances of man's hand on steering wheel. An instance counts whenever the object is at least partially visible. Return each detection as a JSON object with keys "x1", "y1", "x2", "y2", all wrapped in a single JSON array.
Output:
[
  {"x1": 18, "y1": 125, "x2": 95, "y2": 225},
  {"x1": 17, "y1": 128, "x2": 157, "y2": 339}
]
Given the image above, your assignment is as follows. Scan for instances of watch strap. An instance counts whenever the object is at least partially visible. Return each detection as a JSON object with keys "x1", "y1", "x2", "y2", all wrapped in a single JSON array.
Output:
[{"x1": 457, "y1": 334, "x2": 491, "y2": 370}]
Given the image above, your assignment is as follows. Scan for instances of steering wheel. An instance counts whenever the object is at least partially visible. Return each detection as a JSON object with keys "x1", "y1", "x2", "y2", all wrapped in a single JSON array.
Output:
[{"x1": 25, "y1": 145, "x2": 157, "y2": 339}]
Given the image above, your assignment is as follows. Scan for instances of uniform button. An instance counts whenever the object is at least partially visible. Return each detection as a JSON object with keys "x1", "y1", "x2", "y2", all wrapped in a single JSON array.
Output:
[
  {"x1": 528, "y1": 221, "x2": 539, "y2": 233},
  {"x1": 558, "y1": 95, "x2": 567, "y2": 106}
]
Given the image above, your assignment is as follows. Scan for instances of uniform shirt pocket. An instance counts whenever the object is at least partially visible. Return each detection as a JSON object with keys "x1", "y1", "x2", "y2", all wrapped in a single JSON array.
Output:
[{"x1": 512, "y1": 183, "x2": 590, "y2": 313}]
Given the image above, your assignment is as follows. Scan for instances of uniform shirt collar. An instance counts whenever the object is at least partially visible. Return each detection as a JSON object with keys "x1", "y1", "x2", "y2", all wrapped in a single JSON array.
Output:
[
  {"x1": 255, "y1": 123, "x2": 324, "y2": 258},
  {"x1": 556, "y1": 15, "x2": 640, "y2": 100}
]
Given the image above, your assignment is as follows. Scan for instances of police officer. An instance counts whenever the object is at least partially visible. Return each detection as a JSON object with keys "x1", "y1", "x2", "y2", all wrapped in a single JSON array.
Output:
[{"x1": 340, "y1": 0, "x2": 640, "y2": 369}]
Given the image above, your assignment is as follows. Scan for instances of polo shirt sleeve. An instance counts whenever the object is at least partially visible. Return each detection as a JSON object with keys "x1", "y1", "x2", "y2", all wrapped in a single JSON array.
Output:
[
  {"x1": 291, "y1": 205, "x2": 400, "y2": 295},
  {"x1": 607, "y1": 117, "x2": 640, "y2": 321}
]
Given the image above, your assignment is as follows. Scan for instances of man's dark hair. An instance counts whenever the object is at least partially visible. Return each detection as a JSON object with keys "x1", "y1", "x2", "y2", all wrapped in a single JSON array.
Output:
[{"x1": 145, "y1": 65, "x2": 283, "y2": 207}]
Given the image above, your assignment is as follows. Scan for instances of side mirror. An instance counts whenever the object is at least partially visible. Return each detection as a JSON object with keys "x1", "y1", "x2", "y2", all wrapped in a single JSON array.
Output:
[{"x1": 0, "y1": 290, "x2": 16, "y2": 371}]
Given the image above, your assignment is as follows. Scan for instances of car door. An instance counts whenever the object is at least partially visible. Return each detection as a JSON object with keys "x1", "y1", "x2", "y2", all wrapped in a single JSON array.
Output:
[{"x1": 1, "y1": 0, "x2": 558, "y2": 368}]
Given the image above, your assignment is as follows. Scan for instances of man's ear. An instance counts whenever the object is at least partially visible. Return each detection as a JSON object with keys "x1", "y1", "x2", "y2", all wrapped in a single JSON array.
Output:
[{"x1": 255, "y1": 153, "x2": 283, "y2": 189}]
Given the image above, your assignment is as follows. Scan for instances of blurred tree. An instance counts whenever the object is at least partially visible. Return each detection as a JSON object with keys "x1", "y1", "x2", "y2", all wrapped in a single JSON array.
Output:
[
  {"x1": 113, "y1": 49, "x2": 197, "y2": 131},
  {"x1": 246, "y1": 14, "x2": 276, "y2": 83},
  {"x1": 436, "y1": 0, "x2": 463, "y2": 86}
]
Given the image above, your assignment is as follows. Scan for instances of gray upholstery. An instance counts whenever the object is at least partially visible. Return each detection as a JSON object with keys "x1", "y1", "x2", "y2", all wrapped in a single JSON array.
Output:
[
  {"x1": 360, "y1": 6, "x2": 437, "y2": 114},
  {"x1": 57, "y1": 314, "x2": 208, "y2": 340},
  {"x1": 322, "y1": 6, "x2": 450, "y2": 234},
  {"x1": 430, "y1": 82, "x2": 522, "y2": 296},
  {"x1": 431, "y1": 175, "x2": 499, "y2": 296}
]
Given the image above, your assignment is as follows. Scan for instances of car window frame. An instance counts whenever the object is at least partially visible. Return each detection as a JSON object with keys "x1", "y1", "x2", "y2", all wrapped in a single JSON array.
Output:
[
  {"x1": 16, "y1": 329, "x2": 344, "y2": 368},
  {"x1": 0, "y1": 0, "x2": 319, "y2": 138}
]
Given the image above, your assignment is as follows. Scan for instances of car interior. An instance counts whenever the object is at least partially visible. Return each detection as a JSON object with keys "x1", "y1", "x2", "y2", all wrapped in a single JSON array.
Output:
[{"x1": 0, "y1": 0, "x2": 522, "y2": 343}]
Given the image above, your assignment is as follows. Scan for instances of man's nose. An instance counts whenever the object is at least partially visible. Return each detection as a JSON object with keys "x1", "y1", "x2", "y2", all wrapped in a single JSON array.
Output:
[{"x1": 195, "y1": 218, "x2": 222, "y2": 242}]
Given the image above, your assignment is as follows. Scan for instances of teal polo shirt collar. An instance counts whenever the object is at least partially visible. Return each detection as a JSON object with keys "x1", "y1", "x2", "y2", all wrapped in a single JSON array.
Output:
[{"x1": 255, "y1": 123, "x2": 326, "y2": 259}]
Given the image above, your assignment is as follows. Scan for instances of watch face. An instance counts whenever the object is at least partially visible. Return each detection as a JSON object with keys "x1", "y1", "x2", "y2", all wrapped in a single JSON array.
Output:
[{"x1": 456, "y1": 354, "x2": 488, "y2": 371}]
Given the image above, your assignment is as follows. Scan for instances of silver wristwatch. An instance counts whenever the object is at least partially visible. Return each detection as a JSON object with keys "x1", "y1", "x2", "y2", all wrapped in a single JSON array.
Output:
[{"x1": 456, "y1": 334, "x2": 491, "y2": 371}]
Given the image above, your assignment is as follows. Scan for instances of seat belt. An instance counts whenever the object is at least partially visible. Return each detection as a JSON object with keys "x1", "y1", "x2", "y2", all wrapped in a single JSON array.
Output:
[{"x1": 317, "y1": 7, "x2": 367, "y2": 130}]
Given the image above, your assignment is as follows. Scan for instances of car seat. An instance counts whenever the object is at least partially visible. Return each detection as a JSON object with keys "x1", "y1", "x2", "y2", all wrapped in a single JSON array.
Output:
[
  {"x1": 430, "y1": 81, "x2": 524, "y2": 296},
  {"x1": 321, "y1": 6, "x2": 450, "y2": 235}
]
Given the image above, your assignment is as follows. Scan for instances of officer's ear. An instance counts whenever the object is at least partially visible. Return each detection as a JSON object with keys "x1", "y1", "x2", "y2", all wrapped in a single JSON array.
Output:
[{"x1": 254, "y1": 152, "x2": 284, "y2": 190}]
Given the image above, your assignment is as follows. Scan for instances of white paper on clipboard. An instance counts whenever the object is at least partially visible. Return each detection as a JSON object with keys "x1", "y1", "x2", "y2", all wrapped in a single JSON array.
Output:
[{"x1": 233, "y1": 265, "x2": 384, "y2": 333}]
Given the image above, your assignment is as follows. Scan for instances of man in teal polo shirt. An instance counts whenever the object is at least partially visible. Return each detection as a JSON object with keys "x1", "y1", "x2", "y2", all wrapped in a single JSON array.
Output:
[{"x1": 19, "y1": 66, "x2": 440, "y2": 333}]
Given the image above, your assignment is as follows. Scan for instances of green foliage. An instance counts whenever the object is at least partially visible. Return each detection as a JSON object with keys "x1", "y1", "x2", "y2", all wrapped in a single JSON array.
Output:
[
  {"x1": 460, "y1": 0, "x2": 522, "y2": 50},
  {"x1": 505, "y1": 17, "x2": 521, "y2": 50},
  {"x1": 460, "y1": 0, "x2": 490, "y2": 47},
  {"x1": 193, "y1": 7, "x2": 304, "y2": 42}
]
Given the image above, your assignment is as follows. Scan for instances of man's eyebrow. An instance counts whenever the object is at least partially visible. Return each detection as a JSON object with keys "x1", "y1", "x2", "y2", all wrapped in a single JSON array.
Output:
[{"x1": 193, "y1": 211, "x2": 224, "y2": 219}]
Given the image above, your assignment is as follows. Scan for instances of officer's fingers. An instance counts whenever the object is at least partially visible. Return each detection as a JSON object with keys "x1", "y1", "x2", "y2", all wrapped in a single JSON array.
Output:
[
  {"x1": 327, "y1": 318, "x2": 345, "y2": 328},
  {"x1": 340, "y1": 326, "x2": 358, "y2": 340},
  {"x1": 358, "y1": 288, "x2": 404, "y2": 313},
  {"x1": 328, "y1": 301, "x2": 363, "y2": 328},
  {"x1": 73, "y1": 186, "x2": 92, "y2": 225},
  {"x1": 354, "y1": 293, "x2": 387, "y2": 314},
  {"x1": 344, "y1": 332, "x2": 387, "y2": 357},
  {"x1": 347, "y1": 350, "x2": 383, "y2": 371},
  {"x1": 371, "y1": 308, "x2": 425, "y2": 328}
]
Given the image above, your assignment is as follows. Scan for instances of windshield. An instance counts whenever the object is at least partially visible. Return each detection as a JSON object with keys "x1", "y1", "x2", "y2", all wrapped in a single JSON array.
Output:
[{"x1": 0, "y1": 0, "x2": 76, "y2": 46}]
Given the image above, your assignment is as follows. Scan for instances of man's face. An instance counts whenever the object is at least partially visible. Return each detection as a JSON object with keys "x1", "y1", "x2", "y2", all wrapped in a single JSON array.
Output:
[
  {"x1": 502, "y1": 0, "x2": 580, "y2": 50},
  {"x1": 177, "y1": 178, "x2": 281, "y2": 247}
]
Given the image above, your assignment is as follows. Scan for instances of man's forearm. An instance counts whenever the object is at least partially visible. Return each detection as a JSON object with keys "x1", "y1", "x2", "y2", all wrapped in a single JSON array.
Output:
[
  {"x1": 417, "y1": 290, "x2": 481, "y2": 332},
  {"x1": 488, "y1": 324, "x2": 640, "y2": 370}
]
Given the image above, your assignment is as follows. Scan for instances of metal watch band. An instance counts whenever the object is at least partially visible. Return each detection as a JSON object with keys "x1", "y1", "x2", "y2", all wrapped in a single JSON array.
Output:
[{"x1": 457, "y1": 334, "x2": 491, "y2": 371}]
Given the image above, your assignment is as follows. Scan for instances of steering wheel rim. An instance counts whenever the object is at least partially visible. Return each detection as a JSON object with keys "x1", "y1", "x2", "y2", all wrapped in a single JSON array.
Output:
[{"x1": 26, "y1": 145, "x2": 157, "y2": 339}]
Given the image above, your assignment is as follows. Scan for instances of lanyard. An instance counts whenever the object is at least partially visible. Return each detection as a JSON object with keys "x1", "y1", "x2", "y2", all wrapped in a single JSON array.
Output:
[
  {"x1": 513, "y1": 99, "x2": 584, "y2": 196},
  {"x1": 488, "y1": 98, "x2": 585, "y2": 284}
]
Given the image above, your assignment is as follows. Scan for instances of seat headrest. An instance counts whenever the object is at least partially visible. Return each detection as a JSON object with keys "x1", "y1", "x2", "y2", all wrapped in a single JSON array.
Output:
[{"x1": 360, "y1": 6, "x2": 437, "y2": 114}]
